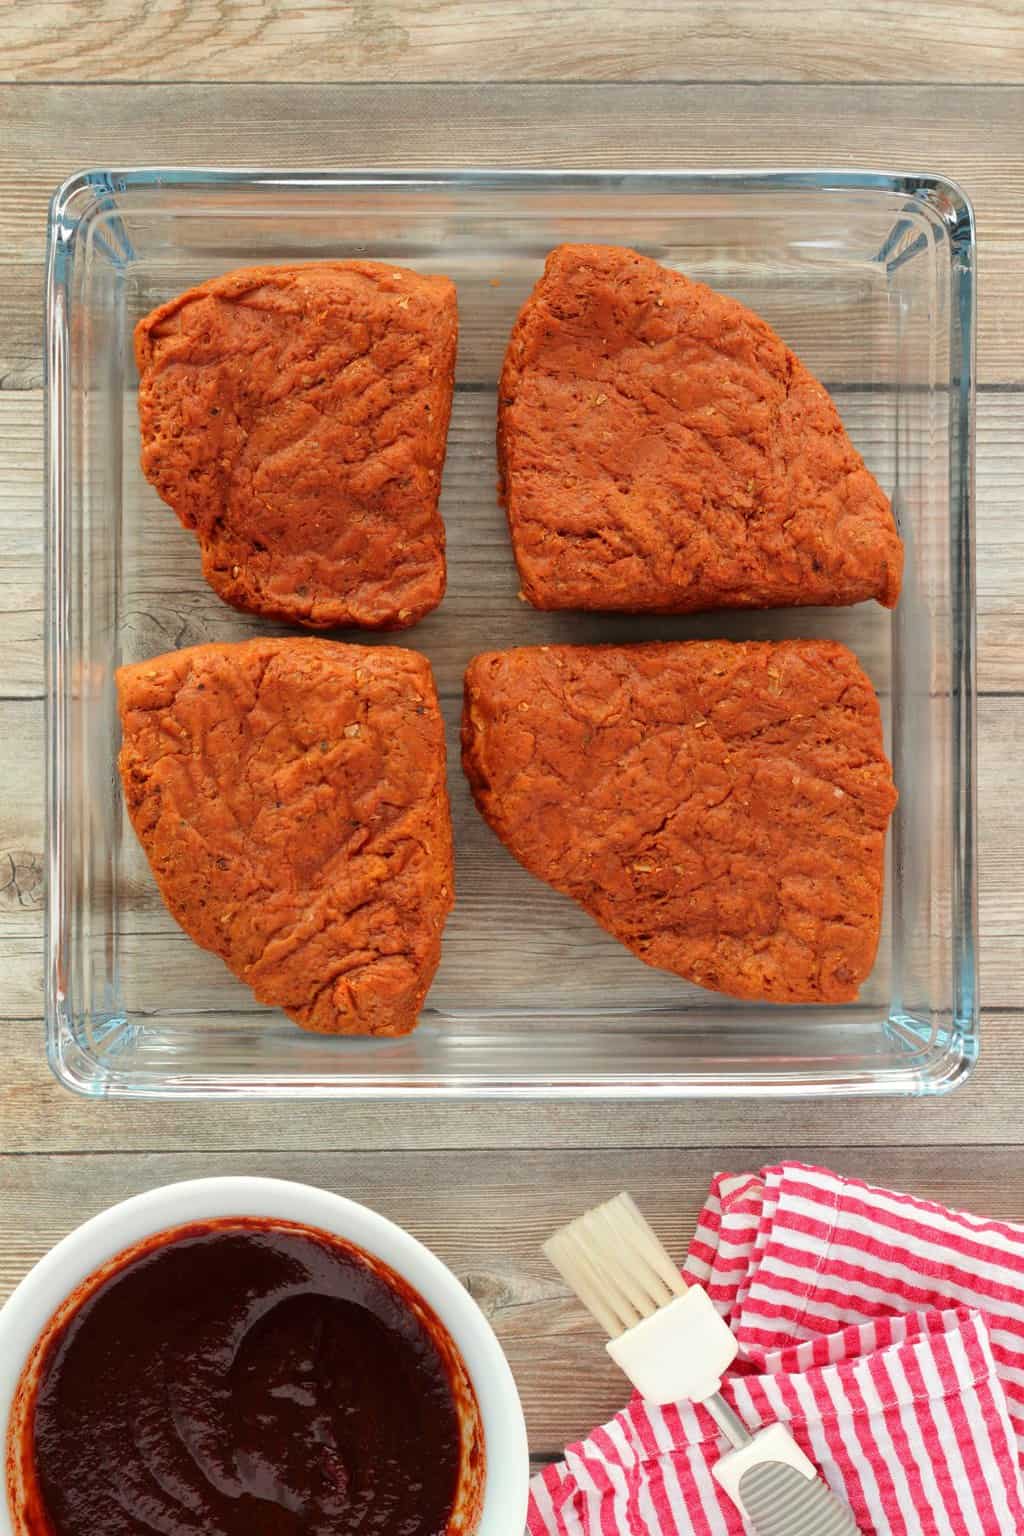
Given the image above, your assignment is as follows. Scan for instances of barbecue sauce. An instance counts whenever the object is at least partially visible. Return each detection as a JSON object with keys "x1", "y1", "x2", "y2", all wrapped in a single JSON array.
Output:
[{"x1": 16, "y1": 1219, "x2": 470, "y2": 1535}]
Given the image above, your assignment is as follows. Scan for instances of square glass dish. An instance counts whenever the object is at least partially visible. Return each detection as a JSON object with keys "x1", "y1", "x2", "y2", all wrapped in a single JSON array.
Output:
[{"x1": 45, "y1": 168, "x2": 977, "y2": 1098}]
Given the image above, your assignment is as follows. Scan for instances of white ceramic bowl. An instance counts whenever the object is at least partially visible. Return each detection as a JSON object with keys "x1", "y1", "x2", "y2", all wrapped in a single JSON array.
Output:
[{"x1": 0, "y1": 1176, "x2": 529, "y2": 1535}]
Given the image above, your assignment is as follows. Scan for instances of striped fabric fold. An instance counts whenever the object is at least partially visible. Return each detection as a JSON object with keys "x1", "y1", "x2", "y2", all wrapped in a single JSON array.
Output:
[
  {"x1": 527, "y1": 1165, "x2": 1024, "y2": 1535},
  {"x1": 732, "y1": 1162, "x2": 1024, "y2": 1453}
]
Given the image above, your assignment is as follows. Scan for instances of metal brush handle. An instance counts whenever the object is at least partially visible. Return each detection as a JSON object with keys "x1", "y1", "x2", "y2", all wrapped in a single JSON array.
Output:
[
  {"x1": 708, "y1": 1394, "x2": 861, "y2": 1534},
  {"x1": 740, "y1": 1460, "x2": 862, "y2": 1535}
]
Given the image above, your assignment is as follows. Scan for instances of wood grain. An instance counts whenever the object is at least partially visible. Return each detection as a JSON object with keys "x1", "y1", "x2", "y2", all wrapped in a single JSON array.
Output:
[
  {"x1": 0, "y1": 38, "x2": 1022, "y2": 1472},
  {"x1": 4, "y1": 1, "x2": 1023, "y2": 86},
  {"x1": 0, "y1": 84, "x2": 1022, "y2": 383},
  {"x1": 5, "y1": 1012, "x2": 1024, "y2": 1154},
  {"x1": 5, "y1": 1146, "x2": 1024, "y2": 1451}
]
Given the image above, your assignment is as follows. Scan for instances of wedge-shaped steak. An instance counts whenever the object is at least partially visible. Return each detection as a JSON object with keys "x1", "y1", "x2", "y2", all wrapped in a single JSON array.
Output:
[
  {"x1": 118, "y1": 639, "x2": 453, "y2": 1035},
  {"x1": 136, "y1": 261, "x2": 457, "y2": 630},
  {"x1": 499, "y1": 244, "x2": 903, "y2": 614},
  {"x1": 463, "y1": 641, "x2": 897, "y2": 1004}
]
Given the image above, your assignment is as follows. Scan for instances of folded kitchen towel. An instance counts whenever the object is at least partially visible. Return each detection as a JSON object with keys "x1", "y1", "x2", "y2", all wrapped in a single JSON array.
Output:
[
  {"x1": 692, "y1": 1163, "x2": 1024, "y2": 1445},
  {"x1": 528, "y1": 1164, "x2": 1024, "y2": 1536}
]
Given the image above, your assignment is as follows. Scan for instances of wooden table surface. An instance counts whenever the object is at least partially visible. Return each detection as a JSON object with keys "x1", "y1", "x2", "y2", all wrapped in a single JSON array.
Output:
[{"x1": 2, "y1": 0, "x2": 1024, "y2": 1472}]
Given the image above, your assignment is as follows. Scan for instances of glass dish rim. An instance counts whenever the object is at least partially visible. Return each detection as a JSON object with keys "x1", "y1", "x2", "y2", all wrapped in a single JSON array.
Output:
[{"x1": 43, "y1": 165, "x2": 978, "y2": 1100}]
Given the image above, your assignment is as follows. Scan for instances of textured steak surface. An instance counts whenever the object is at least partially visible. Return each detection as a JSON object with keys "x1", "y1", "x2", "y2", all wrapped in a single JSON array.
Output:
[
  {"x1": 499, "y1": 244, "x2": 903, "y2": 614},
  {"x1": 118, "y1": 638, "x2": 453, "y2": 1035},
  {"x1": 136, "y1": 261, "x2": 456, "y2": 630},
  {"x1": 463, "y1": 640, "x2": 896, "y2": 1004}
]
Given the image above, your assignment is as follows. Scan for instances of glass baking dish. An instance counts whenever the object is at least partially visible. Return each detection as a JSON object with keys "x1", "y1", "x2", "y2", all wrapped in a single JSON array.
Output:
[{"x1": 45, "y1": 168, "x2": 977, "y2": 1098}]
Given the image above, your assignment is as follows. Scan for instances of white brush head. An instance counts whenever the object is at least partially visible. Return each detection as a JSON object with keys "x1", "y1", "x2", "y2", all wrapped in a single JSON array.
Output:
[
  {"x1": 543, "y1": 1192, "x2": 688, "y2": 1338},
  {"x1": 544, "y1": 1192, "x2": 738, "y2": 1405}
]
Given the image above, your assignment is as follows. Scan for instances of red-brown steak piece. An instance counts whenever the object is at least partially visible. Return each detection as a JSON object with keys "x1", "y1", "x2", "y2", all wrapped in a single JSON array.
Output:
[
  {"x1": 499, "y1": 244, "x2": 903, "y2": 614},
  {"x1": 136, "y1": 261, "x2": 457, "y2": 630},
  {"x1": 118, "y1": 638, "x2": 453, "y2": 1035},
  {"x1": 463, "y1": 640, "x2": 897, "y2": 1004}
]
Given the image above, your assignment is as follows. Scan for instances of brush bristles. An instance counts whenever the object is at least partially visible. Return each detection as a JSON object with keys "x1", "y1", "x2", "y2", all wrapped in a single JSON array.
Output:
[{"x1": 544, "y1": 1192, "x2": 687, "y2": 1339}]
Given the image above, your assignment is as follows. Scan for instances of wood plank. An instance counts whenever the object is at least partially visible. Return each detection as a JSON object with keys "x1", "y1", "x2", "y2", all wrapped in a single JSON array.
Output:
[
  {"x1": 0, "y1": 84, "x2": 1021, "y2": 383},
  {"x1": 2, "y1": 389, "x2": 1020, "y2": 699},
  {"x1": 0, "y1": 393, "x2": 45, "y2": 697},
  {"x1": 5, "y1": 1011, "x2": 1024, "y2": 1153},
  {"x1": 4, "y1": 1146, "x2": 1024, "y2": 1451},
  {"x1": 3, "y1": 1, "x2": 1022, "y2": 86},
  {"x1": 6, "y1": 256, "x2": 957, "y2": 394}
]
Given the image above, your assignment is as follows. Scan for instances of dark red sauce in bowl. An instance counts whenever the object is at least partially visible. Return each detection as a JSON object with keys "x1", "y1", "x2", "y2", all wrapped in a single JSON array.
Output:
[{"x1": 8, "y1": 1218, "x2": 483, "y2": 1536}]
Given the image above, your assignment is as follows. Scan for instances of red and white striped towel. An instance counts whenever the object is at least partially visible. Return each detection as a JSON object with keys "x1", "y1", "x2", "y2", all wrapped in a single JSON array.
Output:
[{"x1": 528, "y1": 1163, "x2": 1024, "y2": 1535}]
